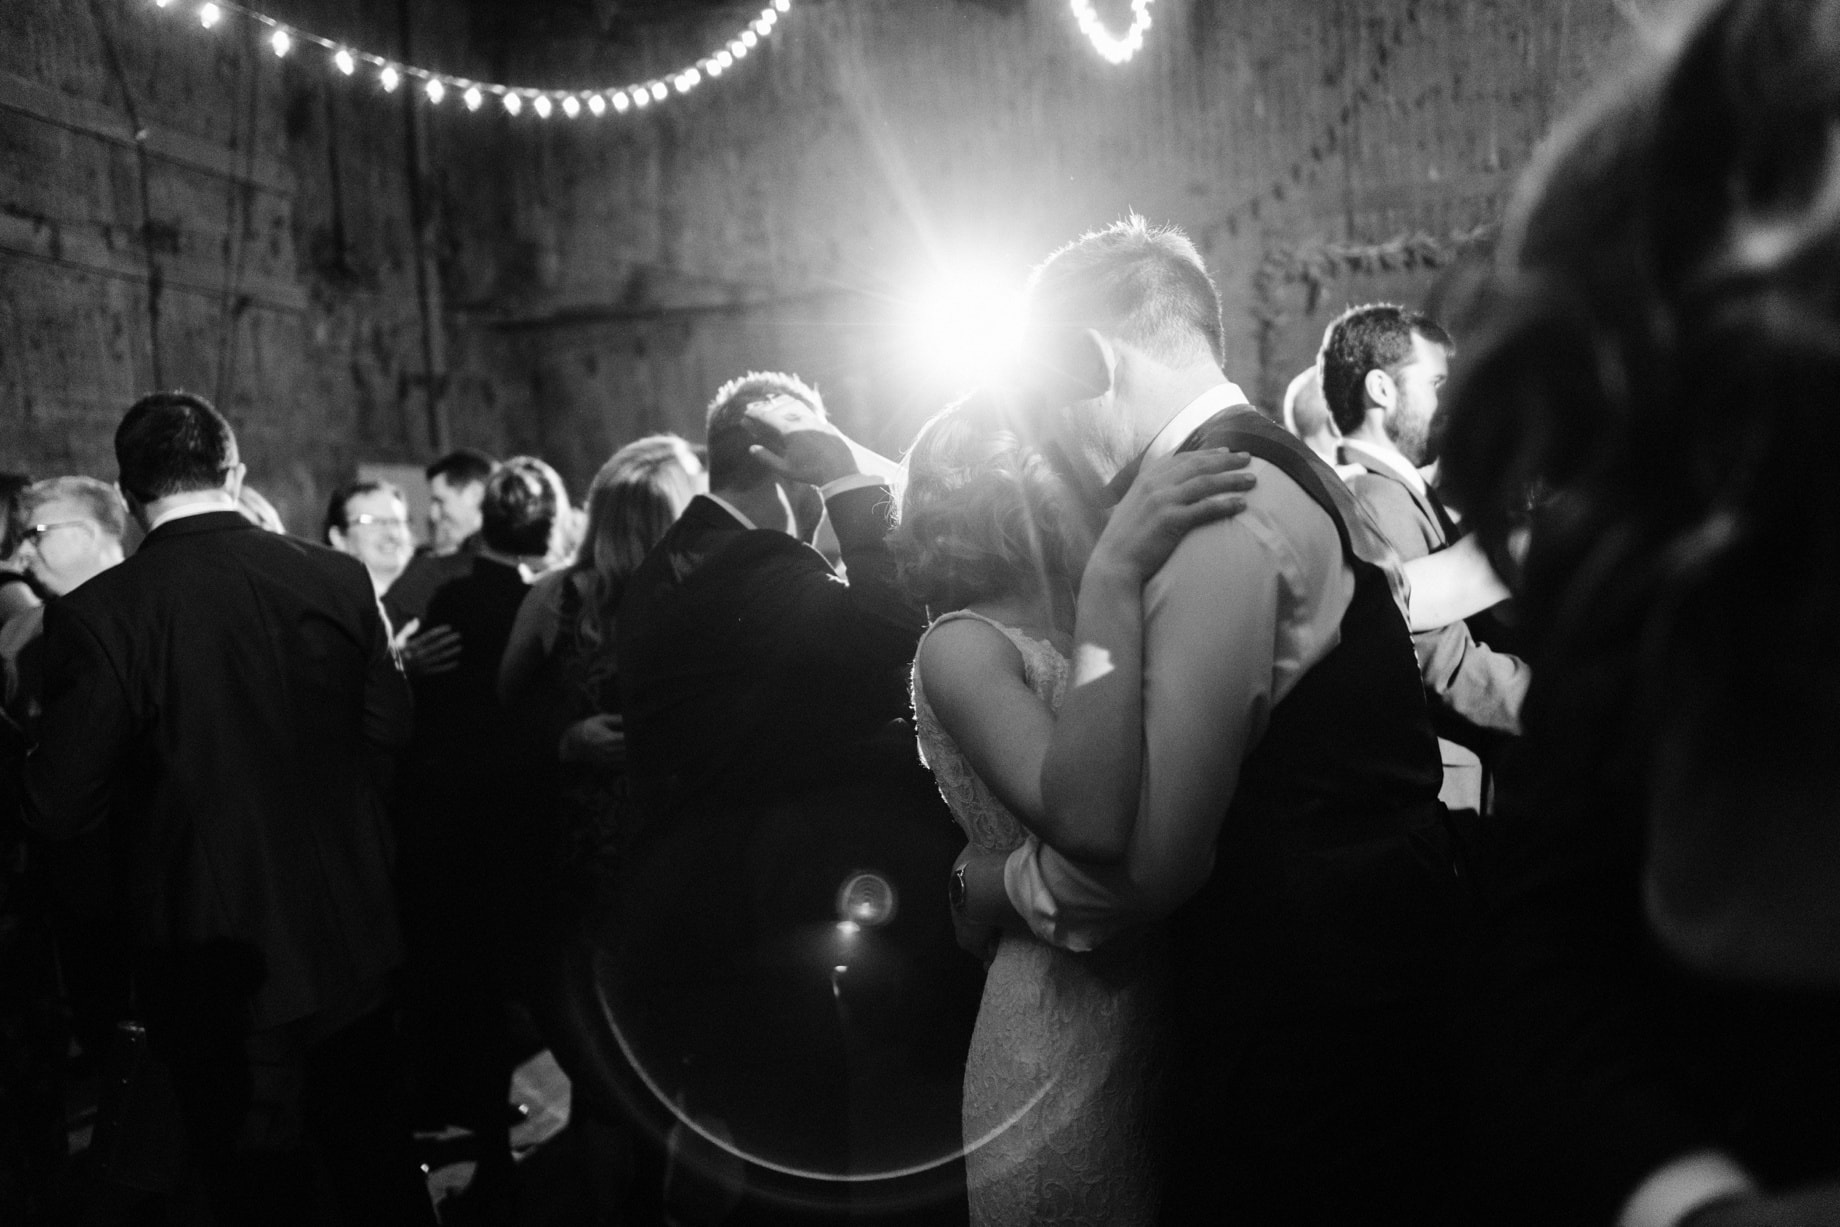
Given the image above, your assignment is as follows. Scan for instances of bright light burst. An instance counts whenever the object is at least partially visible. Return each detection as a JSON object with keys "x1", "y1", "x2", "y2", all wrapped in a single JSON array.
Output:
[
  {"x1": 1070, "y1": 0, "x2": 1155, "y2": 64},
  {"x1": 899, "y1": 264, "x2": 1030, "y2": 391}
]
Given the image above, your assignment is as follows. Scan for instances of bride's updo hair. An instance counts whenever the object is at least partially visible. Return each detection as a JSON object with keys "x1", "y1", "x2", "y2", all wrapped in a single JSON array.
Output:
[{"x1": 894, "y1": 392, "x2": 1084, "y2": 613}]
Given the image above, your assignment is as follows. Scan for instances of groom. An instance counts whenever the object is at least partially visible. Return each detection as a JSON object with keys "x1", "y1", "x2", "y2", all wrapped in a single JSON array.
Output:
[{"x1": 1003, "y1": 219, "x2": 1473, "y2": 1224}]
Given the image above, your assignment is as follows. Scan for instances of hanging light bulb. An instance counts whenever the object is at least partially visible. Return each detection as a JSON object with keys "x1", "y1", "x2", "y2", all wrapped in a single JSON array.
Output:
[
  {"x1": 587, "y1": 93, "x2": 606, "y2": 116},
  {"x1": 198, "y1": 3, "x2": 221, "y2": 29},
  {"x1": 612, "y1": 91, "x2": 632, "y2": 113},
  {"x1": 649, "y1": 82, "x2": 668, "y2": 102},
  {"x1": 463, "y1": 85, "x2": 483, "y2": 110},
  {"x1": 425, "y1": 77, "x2": 444, "y2": 104},
  {"x1": 270, "y1": 29, "x2": 291, "y2": 56},
  {"x1": 503, "y1": 92, "x2": 523, "y2": 115},
  {"x1": 154, "y1": 0, "x2": 175, "y2": 8},
  {"x1": 561, "y1": 94, "x2": 581, "y2": 117},
  {"x1": 775, "y1": 0, "x2": 790, "y2": 11},
  {"x1": 333, "y1": 48, "x2": 355, "y2": 75},
  {"x1": 532, "y1": 94, "x2": 552, "y2": 118},
  {"x1": 632, "y1": 87, "x2": 650, "y2": 109},
  {"x1": 705, "y1": 58, "x2": 723, "y2": 78},
  {"x1": 379, "y1": 64, "x2": 400, "y2": 92},
  {"x1": 740, "y1": 29, "x2": 759, "y2": 48},
  {"x1": 716, "y1": 49, "x2": 734, "y2": 69}
]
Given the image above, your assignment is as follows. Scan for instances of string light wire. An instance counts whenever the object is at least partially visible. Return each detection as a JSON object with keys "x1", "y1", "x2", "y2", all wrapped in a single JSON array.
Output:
[
  {"x1": 148, "y1": 0, "x2": 795, "y2": 116},
  {"x1": 1070, "y1": 0, "x2": 1155, "y2": 64}
]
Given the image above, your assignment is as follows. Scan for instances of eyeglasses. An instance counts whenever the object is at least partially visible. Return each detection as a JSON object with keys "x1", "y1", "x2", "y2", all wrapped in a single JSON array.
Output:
[
  {"x1": 348, "y1": 515, "x2": 409, "y2": 531},
  {"x1": 20, "y1": 520, "x2": 94, "y2": 547}
]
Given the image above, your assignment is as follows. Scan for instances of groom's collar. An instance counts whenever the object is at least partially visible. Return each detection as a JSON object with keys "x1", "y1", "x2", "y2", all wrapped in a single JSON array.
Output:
[{"x1": 1103, "y1": 380, "x2": 1252, "y2": 504}]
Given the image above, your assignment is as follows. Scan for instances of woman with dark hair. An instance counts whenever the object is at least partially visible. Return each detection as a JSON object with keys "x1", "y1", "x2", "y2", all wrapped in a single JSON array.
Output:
[
  {"x1": 395, "y1": 454, "x2": 569, "y2": 1208},
  {"x1": 1437, "y1": 1, "x2": 1840, "y2": 1221},
  {"x1": 898, "y1": 394, "x2": 1252, "y2": 1226}
]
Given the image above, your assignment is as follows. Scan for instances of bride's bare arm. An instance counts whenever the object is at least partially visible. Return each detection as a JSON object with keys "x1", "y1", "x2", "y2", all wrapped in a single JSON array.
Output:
[
  {"x1": 1039, "y1": 450, "x2": 1258, "y2": 865},
  {"x1": 1402, "y1": 534, "x2": 1510, "y2": 630}
]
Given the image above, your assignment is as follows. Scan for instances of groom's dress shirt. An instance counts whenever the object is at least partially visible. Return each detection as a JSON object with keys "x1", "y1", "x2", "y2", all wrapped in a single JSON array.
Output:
[{"x1": 1003, "y1": 381, "x2": 1368, "y2": 950}]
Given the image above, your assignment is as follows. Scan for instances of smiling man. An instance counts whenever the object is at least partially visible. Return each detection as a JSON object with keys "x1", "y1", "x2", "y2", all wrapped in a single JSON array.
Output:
[
  {"x1": 0, "y1": 477, "x2": 129, "y2": 726},
  {"x1": 325, "y1": 479, "x2": 416, "y2": 600}
]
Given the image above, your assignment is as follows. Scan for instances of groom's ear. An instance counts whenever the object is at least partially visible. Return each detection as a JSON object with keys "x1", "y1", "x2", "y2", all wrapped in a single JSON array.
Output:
[{"x1": 1018, "y1": 326, "x2": 1113, "y2": 408}]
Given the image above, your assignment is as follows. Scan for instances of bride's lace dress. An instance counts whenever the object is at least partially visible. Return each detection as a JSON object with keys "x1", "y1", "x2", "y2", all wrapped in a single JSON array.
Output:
[{"x1": 913, "y1": 610, "x2": 1165, "y2": 1226}]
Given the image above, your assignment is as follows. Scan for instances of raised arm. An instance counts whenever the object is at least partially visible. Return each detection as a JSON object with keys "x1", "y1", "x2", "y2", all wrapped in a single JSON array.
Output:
[
  {"x1": 1008, "y1": 464, "x2": 1352, "y2": 949},
  {"x1": 1037, "y1": 448, "x2": 1258, "y2": 863}
]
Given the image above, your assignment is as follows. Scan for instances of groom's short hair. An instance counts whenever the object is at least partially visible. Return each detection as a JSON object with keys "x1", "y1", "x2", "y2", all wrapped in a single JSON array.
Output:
[{"x1": 1027, "y1": 216, "x2": 1224, "y2": 368}]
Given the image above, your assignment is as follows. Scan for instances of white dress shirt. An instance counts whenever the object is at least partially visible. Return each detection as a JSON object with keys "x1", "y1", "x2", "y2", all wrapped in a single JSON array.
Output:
[
  {"x1": 1002, "y1": 382, "x2": 1358, "y2": 950},
  {"x1": 147, "y1": 494, "x2": 239, "y2": 532},
  {"x1": 1339, "y1": 436, "x2": 1429, "y2": 497}
]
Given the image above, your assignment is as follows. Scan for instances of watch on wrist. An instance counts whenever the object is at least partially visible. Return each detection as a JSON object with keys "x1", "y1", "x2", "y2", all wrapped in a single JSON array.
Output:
[{"x1": 950, "y1": 863, "x2": 969, "y2": 914}]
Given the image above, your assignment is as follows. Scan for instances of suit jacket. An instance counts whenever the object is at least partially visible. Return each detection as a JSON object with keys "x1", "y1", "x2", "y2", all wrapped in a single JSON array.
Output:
[
  {"x1": 1342, "y1": 445, "x2": 1528, "y2": 744},
  {"x1": 619, "y1": 486, "x2": 924, "y2": 811},
  {"x1": 611, "y1": 485, "x2": 980, "y2": 1193},
  {"x1": 19, "y1": 510, "x2": 412, "y2": 1031}
]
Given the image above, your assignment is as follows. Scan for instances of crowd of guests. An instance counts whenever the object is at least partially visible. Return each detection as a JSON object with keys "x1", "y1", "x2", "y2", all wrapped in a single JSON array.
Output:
[{"x1": 4, "y1": 0, "x2": 1840, "y2": 1224}]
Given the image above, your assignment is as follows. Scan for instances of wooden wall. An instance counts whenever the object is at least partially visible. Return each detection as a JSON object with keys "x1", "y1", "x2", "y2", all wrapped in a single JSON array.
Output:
[{"x1": 2, "y1": 0, "x2": 1653, "y2": 512}]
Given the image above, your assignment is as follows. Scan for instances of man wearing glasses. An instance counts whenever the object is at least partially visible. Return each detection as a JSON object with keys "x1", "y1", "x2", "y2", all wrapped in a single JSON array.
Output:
[
  {"x1": 0, "y1": 477, "x2": 129, "y2": 727},
  {"x1": 324, "y1": 479, "x2": 416, "y2": 602}
]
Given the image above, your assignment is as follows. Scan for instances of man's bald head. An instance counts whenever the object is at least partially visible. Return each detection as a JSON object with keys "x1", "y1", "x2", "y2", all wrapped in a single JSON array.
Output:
[{"x1": 1282, "y1": 366, "x2": 1339, "y2": 464}]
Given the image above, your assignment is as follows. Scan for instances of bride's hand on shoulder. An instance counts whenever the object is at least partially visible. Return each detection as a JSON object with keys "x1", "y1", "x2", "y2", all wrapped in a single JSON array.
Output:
[{"x1": 1092, "y1": 448, "x2": 1256, "y2": 582}]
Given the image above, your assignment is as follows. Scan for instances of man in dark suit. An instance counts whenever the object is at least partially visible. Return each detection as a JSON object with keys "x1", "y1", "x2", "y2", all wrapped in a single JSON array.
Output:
[
  {"x1": 12, "y1": 392, "x2": 431, "y2": 1225},
  {"x1": 1321, "y1": 303, "x2": 1528, "y2": 808},
  {"x1": 612, "y1": 372, "x2": 978, "y2": 1222}
]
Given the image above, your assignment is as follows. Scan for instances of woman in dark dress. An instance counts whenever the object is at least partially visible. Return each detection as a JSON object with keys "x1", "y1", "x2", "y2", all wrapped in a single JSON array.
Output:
[
  {"x1": 395, "y1": 455, "x2": 569, "y2": 1210},
  {"x1": 499, "y1": 434, "x2": 704, "y2": 921},
  {"x1": 496, "y1": 435, "x2": 702, "y2": 1220}
]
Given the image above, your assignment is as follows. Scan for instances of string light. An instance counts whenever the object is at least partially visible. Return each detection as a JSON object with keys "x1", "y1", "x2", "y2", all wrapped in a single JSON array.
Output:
[
  {"x1": 150, "y1": 0, "x2": 795, "y2": 117},
  {"x1": 1070, "y1": 0, "x2": 1155, "y2": 64}
]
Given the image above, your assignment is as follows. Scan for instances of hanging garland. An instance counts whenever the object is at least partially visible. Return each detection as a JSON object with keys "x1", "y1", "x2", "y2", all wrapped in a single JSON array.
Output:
[
  {"x1": 1070, "y1": 0, "x2": 1156, "y2": 64},
  {"x1": 1202, "y1": 0, "x2": 1427, "y2": 245},
  {"x1": 146, "y1": 0, "x2": 793, "y2": 117}
]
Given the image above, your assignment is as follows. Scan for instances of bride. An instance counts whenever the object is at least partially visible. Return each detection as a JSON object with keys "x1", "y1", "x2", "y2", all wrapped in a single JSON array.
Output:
[{"x1": 896, "y1": 392, "x2": 1253, "y2": 1225}]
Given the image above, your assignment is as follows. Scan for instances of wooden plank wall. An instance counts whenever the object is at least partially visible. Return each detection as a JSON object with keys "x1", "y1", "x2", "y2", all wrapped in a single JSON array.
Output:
[
  {"x1": 482, "y1": 0, "x2": 1644, "y2": 466},
  {"x1": 2, "y1": 0, "x2": 1650, "y2": 509},
  {"x1": 0, "y1": 0, "x2": 496, "y2": 533}
]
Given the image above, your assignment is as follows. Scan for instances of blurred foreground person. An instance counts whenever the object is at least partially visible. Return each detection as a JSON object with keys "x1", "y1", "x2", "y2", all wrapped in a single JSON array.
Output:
[
  {"x1": 616, "y1": 374, "x2": 981, "y2": 1223},
  {"x1": 1440, "y1": 1, "x2": 1840, "y2": 1222},
  {"x1": 9, "y1": 392, "x2": 429, "y2": 1225}
]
